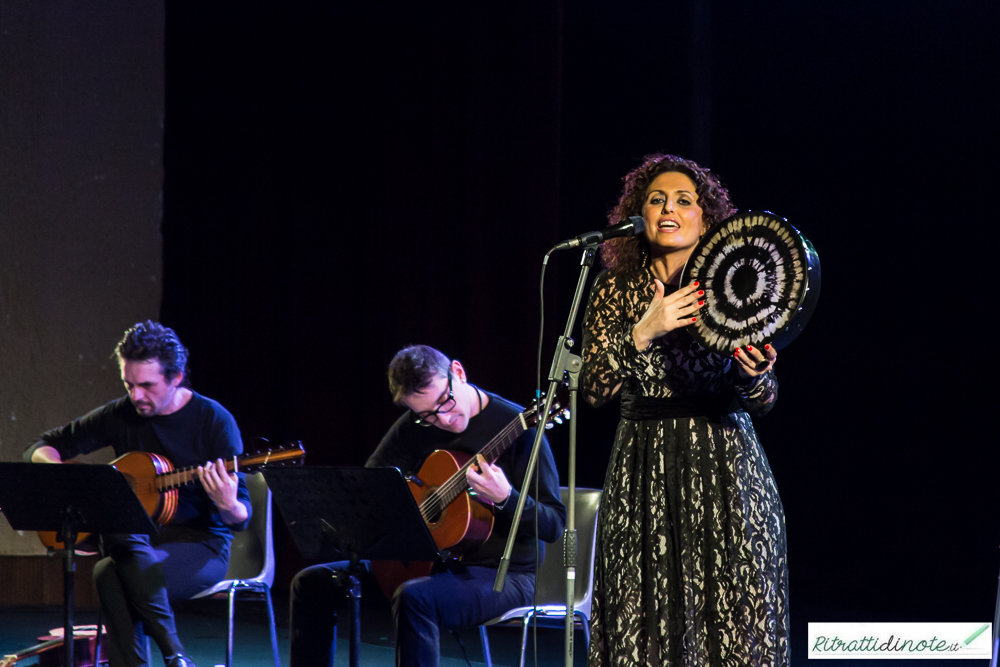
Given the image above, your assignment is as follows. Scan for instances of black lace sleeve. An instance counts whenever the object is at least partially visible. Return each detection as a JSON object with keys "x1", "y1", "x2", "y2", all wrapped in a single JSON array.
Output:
[
  {"x1": 581, "y1": 270, "x2": 653, "y2": 408},
  {"x1": 733, "y1": 370, "x2": 779, "y2": 417}
]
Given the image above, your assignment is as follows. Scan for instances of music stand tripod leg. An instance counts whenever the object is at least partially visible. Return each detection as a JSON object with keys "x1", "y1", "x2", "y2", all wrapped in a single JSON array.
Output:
[
  {"x1": 335, "y1": 568, "x2": 362, "y2": 667},
  {"x1": 60, "y1": 513, "x2": 78, "y2": 667}
]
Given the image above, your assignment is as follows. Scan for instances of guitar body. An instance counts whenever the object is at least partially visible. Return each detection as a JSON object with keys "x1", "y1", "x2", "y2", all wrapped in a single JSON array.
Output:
[
  {"x1": 110, "y1": 450, "x2": 178, "y2": 524},
  {"x1": 413, "y1": 450, "x2": 495, "y2": 552},
  {"x1": 0, "y1": 625, "x2": 108, "y2": 667},
  {"x1": 372, "y1": 449, "x2": 495, "y2": 599},
  {"x1": 36, "y1": 451, "x2": 176, "y2": 550}
]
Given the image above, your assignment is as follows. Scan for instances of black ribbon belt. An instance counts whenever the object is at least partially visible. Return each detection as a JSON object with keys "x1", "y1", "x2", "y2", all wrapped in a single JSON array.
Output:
[{"x1": 620, "y1": 393, "x2": 742, "y2": 421}]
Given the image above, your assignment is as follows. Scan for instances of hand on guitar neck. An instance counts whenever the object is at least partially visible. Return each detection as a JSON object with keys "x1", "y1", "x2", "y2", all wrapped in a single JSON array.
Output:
[
  {"x1": 465, "y1": 454, "x2": 512, "y2": 505},
  {"x1": 196, "y1": 458, "x2": 248, "y2": 525}
]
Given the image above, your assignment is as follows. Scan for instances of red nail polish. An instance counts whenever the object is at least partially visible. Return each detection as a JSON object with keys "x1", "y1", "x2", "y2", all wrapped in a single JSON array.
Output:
[
  {"x1": 747, "y1": 345, "x2": 754, "y2": 351},
  {"x1": 691, "y1": 317, "x2": 697, "y2": 322},
  {"x1": 734, "y1": 348, "x2": 740, "y2": 355},
  {"x1": 694, "y1": 281, "x2": 699, "y2": 286},
  {"x1": 698, "y1": 300, "x2": 704, "y2": 305},
  {"x1": 765, "y1": 344, "x2": 771, "y2": 350},
  {"x1": 698, "y1": 290, "x2": 704, "y2": 296}
]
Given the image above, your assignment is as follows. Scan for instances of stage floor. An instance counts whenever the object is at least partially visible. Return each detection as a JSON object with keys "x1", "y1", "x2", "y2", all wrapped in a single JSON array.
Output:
[
  {"x1": 0, "y1": 599, "x2": 583, "y2": 667},
  {"x1": 0, "y1": 600, "x2": 941, "y2": 666}
]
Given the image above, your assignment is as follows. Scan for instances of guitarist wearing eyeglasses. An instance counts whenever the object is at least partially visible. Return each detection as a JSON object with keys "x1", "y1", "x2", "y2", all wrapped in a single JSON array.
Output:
[
  {"x1": 22, "y1": 321, "x2": 252, "y2": 667},
  {"x1": 290, "y1": 344, "x2": 566, "y2": 667}
]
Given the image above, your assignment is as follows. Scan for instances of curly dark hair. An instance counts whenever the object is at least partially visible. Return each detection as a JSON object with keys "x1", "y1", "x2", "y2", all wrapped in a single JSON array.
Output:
[
  {"x1": 600, "y1": 153, "x2": 735, "y2": 273},
  {"x1": 387, "y1": 345, "x2": 451, "y2": 404},
  {"x1": 114, "y1": 320, "x2": 189, "y2": 383}
]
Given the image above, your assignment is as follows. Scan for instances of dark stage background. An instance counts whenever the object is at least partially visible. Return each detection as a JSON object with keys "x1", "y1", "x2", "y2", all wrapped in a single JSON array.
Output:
[{"x1": 5, "y1": 0, "x2": 1000, "y2": 663}]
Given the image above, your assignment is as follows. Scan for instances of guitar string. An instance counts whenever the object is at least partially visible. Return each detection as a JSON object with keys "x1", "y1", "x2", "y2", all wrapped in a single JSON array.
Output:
[
  {"x1": 154, "y1": 447, "x2": 302, "y2": 490},
  {"x1": 418, "y1": 428, "x2": 519, "y2": 520},
  {"x1": 418, "y1": 421, "x2": 521, "y2": 518},
  {"x1": 418, "y1": 405, "x2": 560, "y2": 518},
  {"x1": 418, "y1": 418, "x2": 525, "y2": 519}
]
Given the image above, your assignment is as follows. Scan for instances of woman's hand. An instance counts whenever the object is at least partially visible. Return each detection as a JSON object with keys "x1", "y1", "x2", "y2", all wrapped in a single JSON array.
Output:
[
  {"x1": 632, "y1": 279, "x2": 704, "y2": 350},
  {"x1": 734, "y1": 344, "x2": 777, "y2": 379}
]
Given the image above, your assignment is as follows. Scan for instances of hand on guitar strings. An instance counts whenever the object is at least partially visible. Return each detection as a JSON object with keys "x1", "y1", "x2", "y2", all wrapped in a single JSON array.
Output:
[
  {"x1": 466, "y1": 454, "x2": 512, "y2": 505},
  {"x1": 197, "y1": 458, "x2": 249, "y2": 525},
  {"x1": 632, "y1": 280, "x2": 704, "y2": 351},
  {"x1": 733, "y1": 344, "x2": 777, "y2": 379}
]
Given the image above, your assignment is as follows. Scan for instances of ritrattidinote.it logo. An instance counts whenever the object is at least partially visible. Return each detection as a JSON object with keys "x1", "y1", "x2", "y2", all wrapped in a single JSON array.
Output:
[{"x1": 808, "y1": 622, "x2": 992, "y2": 659}]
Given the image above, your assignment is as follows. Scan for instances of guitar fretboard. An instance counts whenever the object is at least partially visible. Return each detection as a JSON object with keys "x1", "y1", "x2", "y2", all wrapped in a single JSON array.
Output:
[
  {"x1": 417, "y1": 415, "x2": 528, "y2": 522},
  {"x1": 153, "y1": 447, "x2": 303, "y2": 492}
]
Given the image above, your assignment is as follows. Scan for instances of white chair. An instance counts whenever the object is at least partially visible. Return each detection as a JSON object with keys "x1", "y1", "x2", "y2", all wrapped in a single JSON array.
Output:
[
  {"x1": 479, "y1": 487, "x2": 601, "y2": 667},
  {"x1": 190, "y1": 472, "x2": 280, "y2": 667}
]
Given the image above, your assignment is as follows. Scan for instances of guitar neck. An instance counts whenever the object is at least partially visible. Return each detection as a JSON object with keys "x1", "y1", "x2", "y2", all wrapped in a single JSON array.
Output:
[
  {"x1": 153, "y1": 446, "x2": 304, "y2": 491},
  {"x1": 431, "y1": 415, "x2": 527, "y2": 509},
  {"x1": 154, "y1": 458, "x2": 238, "y2": 491}
]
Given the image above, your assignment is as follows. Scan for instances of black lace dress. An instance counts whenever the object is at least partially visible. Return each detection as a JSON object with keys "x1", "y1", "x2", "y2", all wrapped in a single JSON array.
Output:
[{"x1": 582, "y1": 267, "x2": 789, "y2": 667}]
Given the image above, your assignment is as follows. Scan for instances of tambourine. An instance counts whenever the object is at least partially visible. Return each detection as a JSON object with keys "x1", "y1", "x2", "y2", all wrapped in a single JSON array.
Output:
[{"x1": 680, "y1": 211, "x2": 820, "y2": 354}]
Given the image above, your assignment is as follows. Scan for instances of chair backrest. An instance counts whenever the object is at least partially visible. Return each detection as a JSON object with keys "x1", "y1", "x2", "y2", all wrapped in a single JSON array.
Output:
[
  {"x1": 531, "y1": 487, "x2": 601, "y2": 619},
  {"x1": 222, "y1": 472, "x2": 275, "y2": 586}
]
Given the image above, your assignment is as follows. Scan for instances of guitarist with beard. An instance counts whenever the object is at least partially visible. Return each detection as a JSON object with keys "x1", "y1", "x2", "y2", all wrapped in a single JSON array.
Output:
[
  {"x1": 290, "y1": 344, "x2": 566, "y2": 667},
  {"x1": 23, "y1": 321, "x2": 251, "y2": 667}
]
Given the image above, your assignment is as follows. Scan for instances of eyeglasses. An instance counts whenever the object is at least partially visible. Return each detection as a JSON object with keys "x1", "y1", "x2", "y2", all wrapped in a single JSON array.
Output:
[{"x1": 412, "y1": 372, "x2": 457, "y2": 427}]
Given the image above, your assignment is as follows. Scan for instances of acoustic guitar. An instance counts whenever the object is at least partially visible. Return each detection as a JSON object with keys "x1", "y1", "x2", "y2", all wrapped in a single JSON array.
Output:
[
  {"x1": 37, "y1": 443, "x2": 305, "y2": 550},
  {"x1": 372, "y1": 402, "x2": 566, "y2": 598},
  {"x1": 0, "y1": 625, "x2": 106, "y2": 667}
]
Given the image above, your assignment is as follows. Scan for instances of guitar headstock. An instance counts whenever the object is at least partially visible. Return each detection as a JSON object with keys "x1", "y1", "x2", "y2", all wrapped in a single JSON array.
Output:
[
  {"x1": 543, "y1": 403, "x2": 570, "y2": 430},
  {"x1": 238, "y1": 441, "x2": 306, "y2": 473},
  {"x1": 521, "y1": 399, "x2": 570, "y2": 431}
]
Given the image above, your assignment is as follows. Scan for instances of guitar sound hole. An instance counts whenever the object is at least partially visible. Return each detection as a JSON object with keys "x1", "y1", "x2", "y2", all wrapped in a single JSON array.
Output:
[
  {"x1": 421, "y1": 486, "x2": 445, "y2": 526},
  {"x1": 122, "y1": 473, "x2": 137, "y2": 491}
]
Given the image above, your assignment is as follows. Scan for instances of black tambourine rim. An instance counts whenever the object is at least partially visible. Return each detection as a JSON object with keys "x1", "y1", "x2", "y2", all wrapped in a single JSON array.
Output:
[{"x1": 679, "y1": 210, "x2": 821, "y2": 354}]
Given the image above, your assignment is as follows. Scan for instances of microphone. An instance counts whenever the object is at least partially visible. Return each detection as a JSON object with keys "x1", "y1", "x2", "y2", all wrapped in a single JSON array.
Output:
[{"x1": 553, "y1": 216, "x2": 646, "y2": 251}]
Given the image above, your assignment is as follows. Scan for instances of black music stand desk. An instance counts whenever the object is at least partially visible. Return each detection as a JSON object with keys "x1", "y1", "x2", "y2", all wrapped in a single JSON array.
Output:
[
  {"x1": 264, "y1": 466, "x2": 444, "y2": 667},
  {"x1": 0, "y1": 462, "x2": 157, "y2": 667}
]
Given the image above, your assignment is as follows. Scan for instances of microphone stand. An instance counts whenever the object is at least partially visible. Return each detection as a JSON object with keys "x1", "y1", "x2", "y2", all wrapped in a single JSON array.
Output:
[{"x1": 494, "y1": 242, "x2": 598, "y2": 667}]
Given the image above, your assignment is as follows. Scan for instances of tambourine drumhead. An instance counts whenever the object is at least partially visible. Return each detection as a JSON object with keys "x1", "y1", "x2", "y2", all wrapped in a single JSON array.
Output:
[{"x1": 680, "y1": 211, "x2": 820, "y2": 354}]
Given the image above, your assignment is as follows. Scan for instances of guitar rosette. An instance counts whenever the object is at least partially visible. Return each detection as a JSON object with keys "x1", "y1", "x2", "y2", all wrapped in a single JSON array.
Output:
[{"x1": 680, "y1": 211, "x2": 821, "y2": 354}]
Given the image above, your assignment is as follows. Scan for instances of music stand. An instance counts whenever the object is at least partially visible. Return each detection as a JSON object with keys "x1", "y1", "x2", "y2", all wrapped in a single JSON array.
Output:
[
  {"x1": 0, "y1": 462, "x2": 157, "y2": 667},
  {"x1": 264, "y1": 466, "x2": 444, "y2": 667}
]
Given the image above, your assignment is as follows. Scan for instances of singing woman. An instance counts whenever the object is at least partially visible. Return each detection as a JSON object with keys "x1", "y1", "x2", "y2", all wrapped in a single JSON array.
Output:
[{"x1": 582, "y1": 154, "x2": 789, "y2": 666}]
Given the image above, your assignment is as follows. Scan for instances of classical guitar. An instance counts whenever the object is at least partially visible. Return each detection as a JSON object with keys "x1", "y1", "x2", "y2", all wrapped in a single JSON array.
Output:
[
  {"x1": 37, "y1": 443, "x2": 305, "y2": 550},
  {"x1": 0, "y1": 625, "x2": 105, "y2": 667},
  {"x1": 372, "y1": 402, "x2": 566, "y2": 598}
]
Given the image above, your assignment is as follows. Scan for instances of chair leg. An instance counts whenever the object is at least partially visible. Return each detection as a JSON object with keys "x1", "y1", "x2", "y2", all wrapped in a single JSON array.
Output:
[
  {"x1": 579, "y1": 612, "x2": 591, "y2": 654},
  {"x1": 518, "y1": 611, "x2": 536, "y2": 667},
  {"x1": 479, "y1": 626, "x2": 492, "y2": 667},
  {"x1": 265, "y1": 586, "x2": 281, "y2": 667},
  {"x1": 227, "y1": 585, "x2": 237, "y2": 667}
]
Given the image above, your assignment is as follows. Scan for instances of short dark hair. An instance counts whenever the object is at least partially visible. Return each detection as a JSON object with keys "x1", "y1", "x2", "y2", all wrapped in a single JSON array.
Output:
[
  {"x1": 115, "y1": 321, "x2": 189, "y2": 383},
  {"x1": 387, "y1": 345, "x2": 450, "y2": 404}
]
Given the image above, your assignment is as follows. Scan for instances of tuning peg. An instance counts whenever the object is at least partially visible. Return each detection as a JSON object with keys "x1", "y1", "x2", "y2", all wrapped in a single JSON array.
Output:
[{"x1": 544, "y1": 422, "x2": 554, "y2": 430}]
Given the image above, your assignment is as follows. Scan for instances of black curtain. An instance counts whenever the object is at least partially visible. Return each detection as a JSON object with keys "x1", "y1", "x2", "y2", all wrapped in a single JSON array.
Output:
[{"x1": 162, "y1": 0, "x2": 1000, "y2": 658}]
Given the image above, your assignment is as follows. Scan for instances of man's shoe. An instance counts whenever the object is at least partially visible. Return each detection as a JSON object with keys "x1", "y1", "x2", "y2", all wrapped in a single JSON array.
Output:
[{"x1": 164, "y1": 655, "x2": 197, "y2": 667}]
